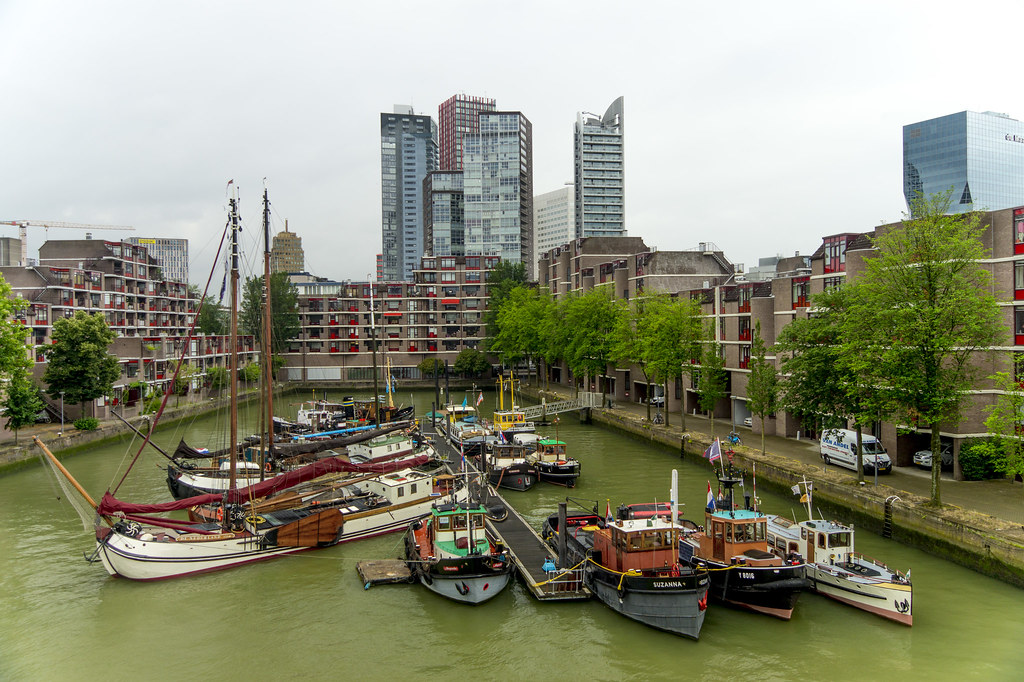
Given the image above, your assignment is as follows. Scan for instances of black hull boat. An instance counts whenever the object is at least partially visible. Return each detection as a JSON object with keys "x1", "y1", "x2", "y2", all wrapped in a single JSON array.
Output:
[
  {"x1": 543, "y1": 476, "x2": 709, "y2": 639},
  {"x1": 487, "y1": 460, "x2": 538, "y2": 491},
  {"x1": 526, "y1": 439, "x2": 580, "y2": 488},
  {"x1": 679, "y1": 473, "x2": 808, "y2": 620}
]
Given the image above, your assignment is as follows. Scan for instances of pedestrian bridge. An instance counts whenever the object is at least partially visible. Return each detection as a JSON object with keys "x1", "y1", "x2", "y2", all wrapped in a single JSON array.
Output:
[{"x1": 520, "y1": 392, "x2": 604, "y2": 421}]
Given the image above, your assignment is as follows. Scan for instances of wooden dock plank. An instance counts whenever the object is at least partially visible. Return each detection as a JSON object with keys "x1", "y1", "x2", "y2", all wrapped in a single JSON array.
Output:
[{"x1": 356, "y1": 560, "x2": 414, "y2": 587}]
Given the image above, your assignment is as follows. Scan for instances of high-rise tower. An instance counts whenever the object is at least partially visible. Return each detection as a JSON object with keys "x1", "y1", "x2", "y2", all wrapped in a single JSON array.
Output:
[
  {"x1": 381, "y1": 105, "x2": 438, "y2": 281},
  {"x1": 574, "y1": 97, "x2": 625, "y2": 238},
  {"x1": 904, "y1": 110, "x2": 1024, "y2": 215},
  {"x1": 438, "y1": 94, "x2": 496, "y2": 172},
  {"x1": 463, "y1": 111, "x2": 533, "y2": 270}
]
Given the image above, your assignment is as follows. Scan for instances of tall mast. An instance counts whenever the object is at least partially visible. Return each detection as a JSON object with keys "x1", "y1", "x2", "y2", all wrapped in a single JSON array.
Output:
[
  {"x1": 227, "y1": 188, "x2": 240, "y2": 504},
  {"x1": 369, "y1": 275, "x2": 380, "y2": 427},
  {"x1": 262, "y1": 186, "x2": 275, "y2": 473}
]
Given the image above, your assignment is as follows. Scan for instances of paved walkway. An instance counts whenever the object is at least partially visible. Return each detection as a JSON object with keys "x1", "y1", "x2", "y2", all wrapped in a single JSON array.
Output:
[{"x1": 534, "y1": 385, "x2": 1024, "y2": 526}]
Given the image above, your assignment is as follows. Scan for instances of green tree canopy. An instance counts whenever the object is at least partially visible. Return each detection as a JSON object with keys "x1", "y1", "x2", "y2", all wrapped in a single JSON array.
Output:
[
  {"x1": 240, "y1": 272, "x2": 300, "y2": 355},
  {"x1": 453, "y1": 347, "x2": 491, "y2": 377},
  {"x1": 3, "y1": 371, "x2": 43, "y2": 443},
  {"x1": 844, "y1": 190, "x2": 1005, "y2": 503},
  {"x1": 42, "y1": 311, "x2": 121, "y2": 410},
  {"x1": 746, "y1": 321, "x2": 779, "y2": 456},
  {"x1": 196, "y1": 294, "x2": 228, "y2": 336},
  {"x1": 483, "y1": 261, "x2": 528, "y2": 347},
  {"x1": 697, "y1": 333, "x2": 727, "y2": 437},
  {"x1": 561, "y1": 286, "x2": 621, "y2": 397}
]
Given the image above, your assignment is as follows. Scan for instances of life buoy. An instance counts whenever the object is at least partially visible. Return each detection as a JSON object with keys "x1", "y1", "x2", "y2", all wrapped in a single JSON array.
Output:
[
  {"x1": 216, "y1": 507, "x2": 223, "y2": 522},
  {"x1": 265, "y1": 461, "x2": 272, "y2": 473}
]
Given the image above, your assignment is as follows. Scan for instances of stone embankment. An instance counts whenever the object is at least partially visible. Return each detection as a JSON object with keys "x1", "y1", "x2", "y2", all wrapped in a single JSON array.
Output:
[{"x1": 522, "y1": 385, "x2": 1024, "y2": 588}]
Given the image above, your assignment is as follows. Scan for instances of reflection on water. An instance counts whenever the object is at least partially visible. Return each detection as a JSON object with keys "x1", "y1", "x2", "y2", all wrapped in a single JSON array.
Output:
[{"x1": 1, "y1": 390, "x2": 1022, "y2": 679}]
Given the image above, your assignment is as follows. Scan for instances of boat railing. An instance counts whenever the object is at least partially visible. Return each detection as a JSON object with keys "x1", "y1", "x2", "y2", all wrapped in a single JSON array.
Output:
[{"x1": 536, "y1": 565, "x2": 587, "y2": 596}]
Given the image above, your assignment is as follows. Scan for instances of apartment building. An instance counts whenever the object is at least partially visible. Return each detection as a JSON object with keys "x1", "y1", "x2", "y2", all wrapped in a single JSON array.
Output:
[
  {"x1": 1, "y1": 238, "x2": 257, "y2": 417},
  {"x1": 281, "y1": 255, "x2": 497, "y2": 382}
]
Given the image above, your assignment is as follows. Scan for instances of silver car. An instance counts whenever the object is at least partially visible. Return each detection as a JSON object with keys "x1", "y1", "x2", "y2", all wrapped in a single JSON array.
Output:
[{"x1": 913, "y1": 443, "x2": 953, "y2": 469}]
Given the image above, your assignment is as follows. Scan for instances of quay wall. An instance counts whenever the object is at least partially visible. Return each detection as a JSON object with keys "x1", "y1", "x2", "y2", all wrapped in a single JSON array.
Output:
[{"x1": 525, "y1": 388, "x2": 1024, "y2": 588}]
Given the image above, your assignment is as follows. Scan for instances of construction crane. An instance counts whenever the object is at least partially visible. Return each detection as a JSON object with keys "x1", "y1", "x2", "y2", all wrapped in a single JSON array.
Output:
[{"x1": 0, "y1": 220, "x2": 135, "y2": 266}]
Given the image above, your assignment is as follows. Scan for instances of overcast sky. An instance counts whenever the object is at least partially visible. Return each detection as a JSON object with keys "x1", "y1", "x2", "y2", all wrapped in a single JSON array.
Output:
[{"x1": 3, "y1": 1, "x2": 1024, "y2": 289}]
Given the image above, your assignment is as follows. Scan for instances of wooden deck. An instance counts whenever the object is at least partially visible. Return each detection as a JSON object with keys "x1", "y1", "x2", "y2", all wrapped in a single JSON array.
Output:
[
  {"x1": 424, "y1": 421, "x2": 590, "y2": 601},
  {"x1": 356, "y1": 560, "x2": 414, "y2": 587}
]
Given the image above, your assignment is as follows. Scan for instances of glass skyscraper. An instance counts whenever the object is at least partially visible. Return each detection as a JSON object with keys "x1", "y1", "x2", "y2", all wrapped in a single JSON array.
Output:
[
  {"x1": 463, "y1": 111, "x2": 533, "y2": 269},
  {"x1": 575, "y1": 97, "x2": 625, "y2": 238},
  {"x1": 380, "y1": 106, "x2": 438, "y2": 281},
  {"x1": 904, "y1": 110, "x2": 1024, "y2": 215}
]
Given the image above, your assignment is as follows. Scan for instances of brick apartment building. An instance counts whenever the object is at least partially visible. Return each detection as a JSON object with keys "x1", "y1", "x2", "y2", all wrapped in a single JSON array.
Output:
[{"x1": 1, "y1": 239, "x2": 257, "y2": 418}]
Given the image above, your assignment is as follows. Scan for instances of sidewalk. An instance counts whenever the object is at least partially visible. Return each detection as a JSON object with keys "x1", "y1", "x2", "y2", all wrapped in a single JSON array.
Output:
[{"x1": 532, "y1": 385, "x2": 1024, "y2": 526}]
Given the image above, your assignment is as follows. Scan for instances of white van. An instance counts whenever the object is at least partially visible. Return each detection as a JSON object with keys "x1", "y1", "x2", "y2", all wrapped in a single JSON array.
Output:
[{"x1": 819, "y1": 428, "x2": 892, "y2": 474}]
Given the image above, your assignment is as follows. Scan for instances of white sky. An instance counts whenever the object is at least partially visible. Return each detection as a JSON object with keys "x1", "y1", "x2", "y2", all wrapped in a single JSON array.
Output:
[{"x1": 3, "y1": 0, "x2": 1024, "y2": 288}]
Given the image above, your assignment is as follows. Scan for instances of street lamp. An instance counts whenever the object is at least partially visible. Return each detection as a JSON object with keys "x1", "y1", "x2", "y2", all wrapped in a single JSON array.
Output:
[{"x1": 59, "y1": 391, "x2": 65, "y2": 437}]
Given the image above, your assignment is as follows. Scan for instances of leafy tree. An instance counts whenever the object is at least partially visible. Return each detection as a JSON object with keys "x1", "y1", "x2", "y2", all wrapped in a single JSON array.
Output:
[
  {"x1": 196, "y1": 294, "x2": 228, "y2": 336},
  {"x1": 648, "y1": 295, "x2": 704, "y2": 430},
  {"x1": 240, "y1": 272, "x2": 300, "y2": 355},
  {"x1": 609, "y1": 296, "x2": 656, "y2": 421},
  {"x1": 696, "y1": 334, "x2": 727, "y2": 437},
  {"x1": 493, "y1": 285, "x2": 556, "y2": 386},
  {"x1": 561, "y1": 286, "x2": 621, "y2": 400},
  {"x1": 980, "y1": 354, "x2": 1024, "y2": 492},
  {"x1": 534, "y1": 292, "x2": 563, "y2": 391},
  {"x1": 206, "y1": 365, "x2": 228, "y2": 390},
  {"x1": 240, "y1": 362, "x2": 261, "y2": 385},
  {"x1": 746, "y1": 321, "x2": 778, "y2": 456},
  {"x1": 418, "y1": 357, "x2": 444, "y2": 377},
  {"x1": 454, "y1": 348, "x2": 490, "y2": 377},
  {"x1": 0, "y1": 274, "x2": 32, "y2": 379},
  {"x1": 844, "y1": 190, "x2": 1004, "y2": 504},
  {"x1": 42, "y1": 312, "x2": 121, "y2": 413},
  {"x1": 2, "y1": 371, "x2": 43, "y2": 443},
  {"x1": 483, "y1": 261, "x2": 528, "y2": 347},
  {"x1": 172, "y1": 363, "x2": 199, "y2": 396},
  {"x1": 777, "y1": 286, "x2": 883, "y2": 483}
]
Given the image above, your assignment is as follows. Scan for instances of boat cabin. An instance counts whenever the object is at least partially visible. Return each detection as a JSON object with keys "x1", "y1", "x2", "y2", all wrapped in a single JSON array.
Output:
[
  {"x1": 535, "y1": 439, "x2": 567, "y2": 461},
  {"x1": 592, "y1": 518, "x2": 679, "y2": 574},
  {"x1": 348, "y1": 433, "x2": 414, "y2": 462},
  {"x1": 493, "y1": 408, "x2": 532, "y2": 433},
  {"x1": 769, "y1": 518, "x2": 853, "y2": 565},
  {"x1": 429, "y1": 503, "x2": 490, "y2": 555},
  {"x1": 699, "y1": 509, "x2": 779, "y2": 567}
]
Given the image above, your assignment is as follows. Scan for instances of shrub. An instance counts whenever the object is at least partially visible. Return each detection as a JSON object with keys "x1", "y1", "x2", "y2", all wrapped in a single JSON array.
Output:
[
  {"x1": 73, "y1": 417, "x2": 99, "y2": 431},
  {"x1": 958, "y1": 438, "x2": 1003, "y2": 481}
]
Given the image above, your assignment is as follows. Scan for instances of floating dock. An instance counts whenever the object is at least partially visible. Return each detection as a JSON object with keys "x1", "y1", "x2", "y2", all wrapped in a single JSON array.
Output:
[
  {"x1": 424, "y1": 420, "x2": 591, "y2": 601},
  {"x1": 356, "y1": 560, "x2": 414, "y2": 588}
]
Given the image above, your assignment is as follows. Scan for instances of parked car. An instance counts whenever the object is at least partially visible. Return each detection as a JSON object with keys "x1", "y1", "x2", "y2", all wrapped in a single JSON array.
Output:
[
  {"x1": 742, "y1": 417, "x2": 752, "y2": 427},
  {"x1": 913, "y1": 443, "x2": 953, "y2": 470},
  {"x1": 650, "y1": 395, "x2": 665, "y2": 406}
]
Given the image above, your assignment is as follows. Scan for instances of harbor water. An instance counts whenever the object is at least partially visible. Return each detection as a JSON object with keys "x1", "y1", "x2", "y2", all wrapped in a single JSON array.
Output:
[{"x1": 1, "y1": 390, "x2": 1022, "y2": 680}]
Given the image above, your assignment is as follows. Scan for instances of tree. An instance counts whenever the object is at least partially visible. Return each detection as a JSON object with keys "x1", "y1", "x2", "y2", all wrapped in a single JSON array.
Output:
[
  {"x1": 491, "y1": 285, "x2": 540, "y2": 380},
  {"x1": 454, "y1": 348, "x2": 490, "y2": 377},
  {"x1": 172, "y1": 363, "x2": 199, "y2": 396},
  {"x1": 648, "y1": 296, "x2": 704, "y2": 430},
  {"x1": 844, "y1": 190, "x2": 1005, "y2": 504},
  {"x1": 609, "y1": 295, "x2": 656, "y2": 421},
  {"x1": 777, "y1": 286, "x2": 885, "y2": 483},
  {"x1": 980, "y1": 354, "x2": 1024, "y2": 493},
  {"x1": 240, "y1": 272, "x2": 300, "y2": 355},
  {"x1": 696, "y1": 334, "x2": 727, "y2": 437},
  {"x1": 206, "y1": 365, "x2": 228, "y2": 390},
  {"x1": 196, "y1": 294, "x2": 228, "y2": 336},
  {"x1": 746, "y1": 321, "x2": 779, "y2": 456},
  {"x1": 42, "y1": 312, "x2": 121, "y2": 412},
  {"x1": 418, "y1": 357, "x2": 444, "y2": 378},
  {"x1": 0, "y1": 274, "x2": 32, "y2": 379},
  {"x1": 3, "y1": 371, "x2": 43, "y2": 443},
  {"x1": 483, "y1": 261, "x2": 528, "y2": 348},
  {"x1": 561, "y1": 286, "x2": 621, "y2": 400}
]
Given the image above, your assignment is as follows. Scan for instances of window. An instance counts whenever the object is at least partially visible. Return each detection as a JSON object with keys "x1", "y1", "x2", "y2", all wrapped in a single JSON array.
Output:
[{"x1": 823, "y1": 276, "x2": 843, "y2": 292}]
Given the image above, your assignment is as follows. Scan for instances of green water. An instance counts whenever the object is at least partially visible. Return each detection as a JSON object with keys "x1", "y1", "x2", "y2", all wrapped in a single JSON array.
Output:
[{"x1": 1, "y1": 391, "x2": 1022, "y2": 680}]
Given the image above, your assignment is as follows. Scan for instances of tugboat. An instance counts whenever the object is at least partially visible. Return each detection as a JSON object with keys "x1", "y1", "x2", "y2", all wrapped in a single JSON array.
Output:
[
  {"x1": 526, "y1": 439, "x2": 581, "y2": 488},
  {"x1": 765, "y1": 479, "x2": 913, "y2": 625},
  {"x1": 404, "y1": 502, "x2": 514, "y2": 604},
  {"x1": 483, "y1": 442, "x2": 538, "y2": 491},
  {"x1": 678, "y1": 468, "x2": 808, "y2": 619},
  {"x1": 542, "y1": 472, "x2": 710, "y2": 639}
]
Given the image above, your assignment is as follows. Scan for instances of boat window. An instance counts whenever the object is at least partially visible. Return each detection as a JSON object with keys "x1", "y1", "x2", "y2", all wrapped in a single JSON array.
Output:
[
  {"x1": 725, "y1": 525, "x2": 733, "y2": 543},
  {"x1": 471, "y1": 514, "x2": 484, "y2": 529},
  {"x1": 818, "y1": 532, "x2": 827, "y2": 549},
  {"x1": 756, "y1": 522, "x2": 766, "y2": 542},
  {"x1": 642, "y1": 531, "x2": 669, "y2": 549},
  {"x1": 397, "y1": 487, "x2": 404, "y2": 498},
  {"x1": 713, "y1": 521, "x2": 724, "y2": 541},
  {"x1": 801, "y1": 528, "x2": 807, "y2": 540},
  {"x1": 829, "y1": 532, "x2": 851, "y2": 548},
  {"x1": 788, "y1": 542, "x2": 799, "y2": 554},
  {"x1": 628, "y1": 533, "x2": 643, "y2": 550},
  {"x1": 437, "y1": 517, "x2": 451, "y2": 531},
  {"x1": 410, "y1": 483, "x2": 418, "y2": 494},
  {"x1": 453, "y1": 515, "x2": 468, "y2": 530}
]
